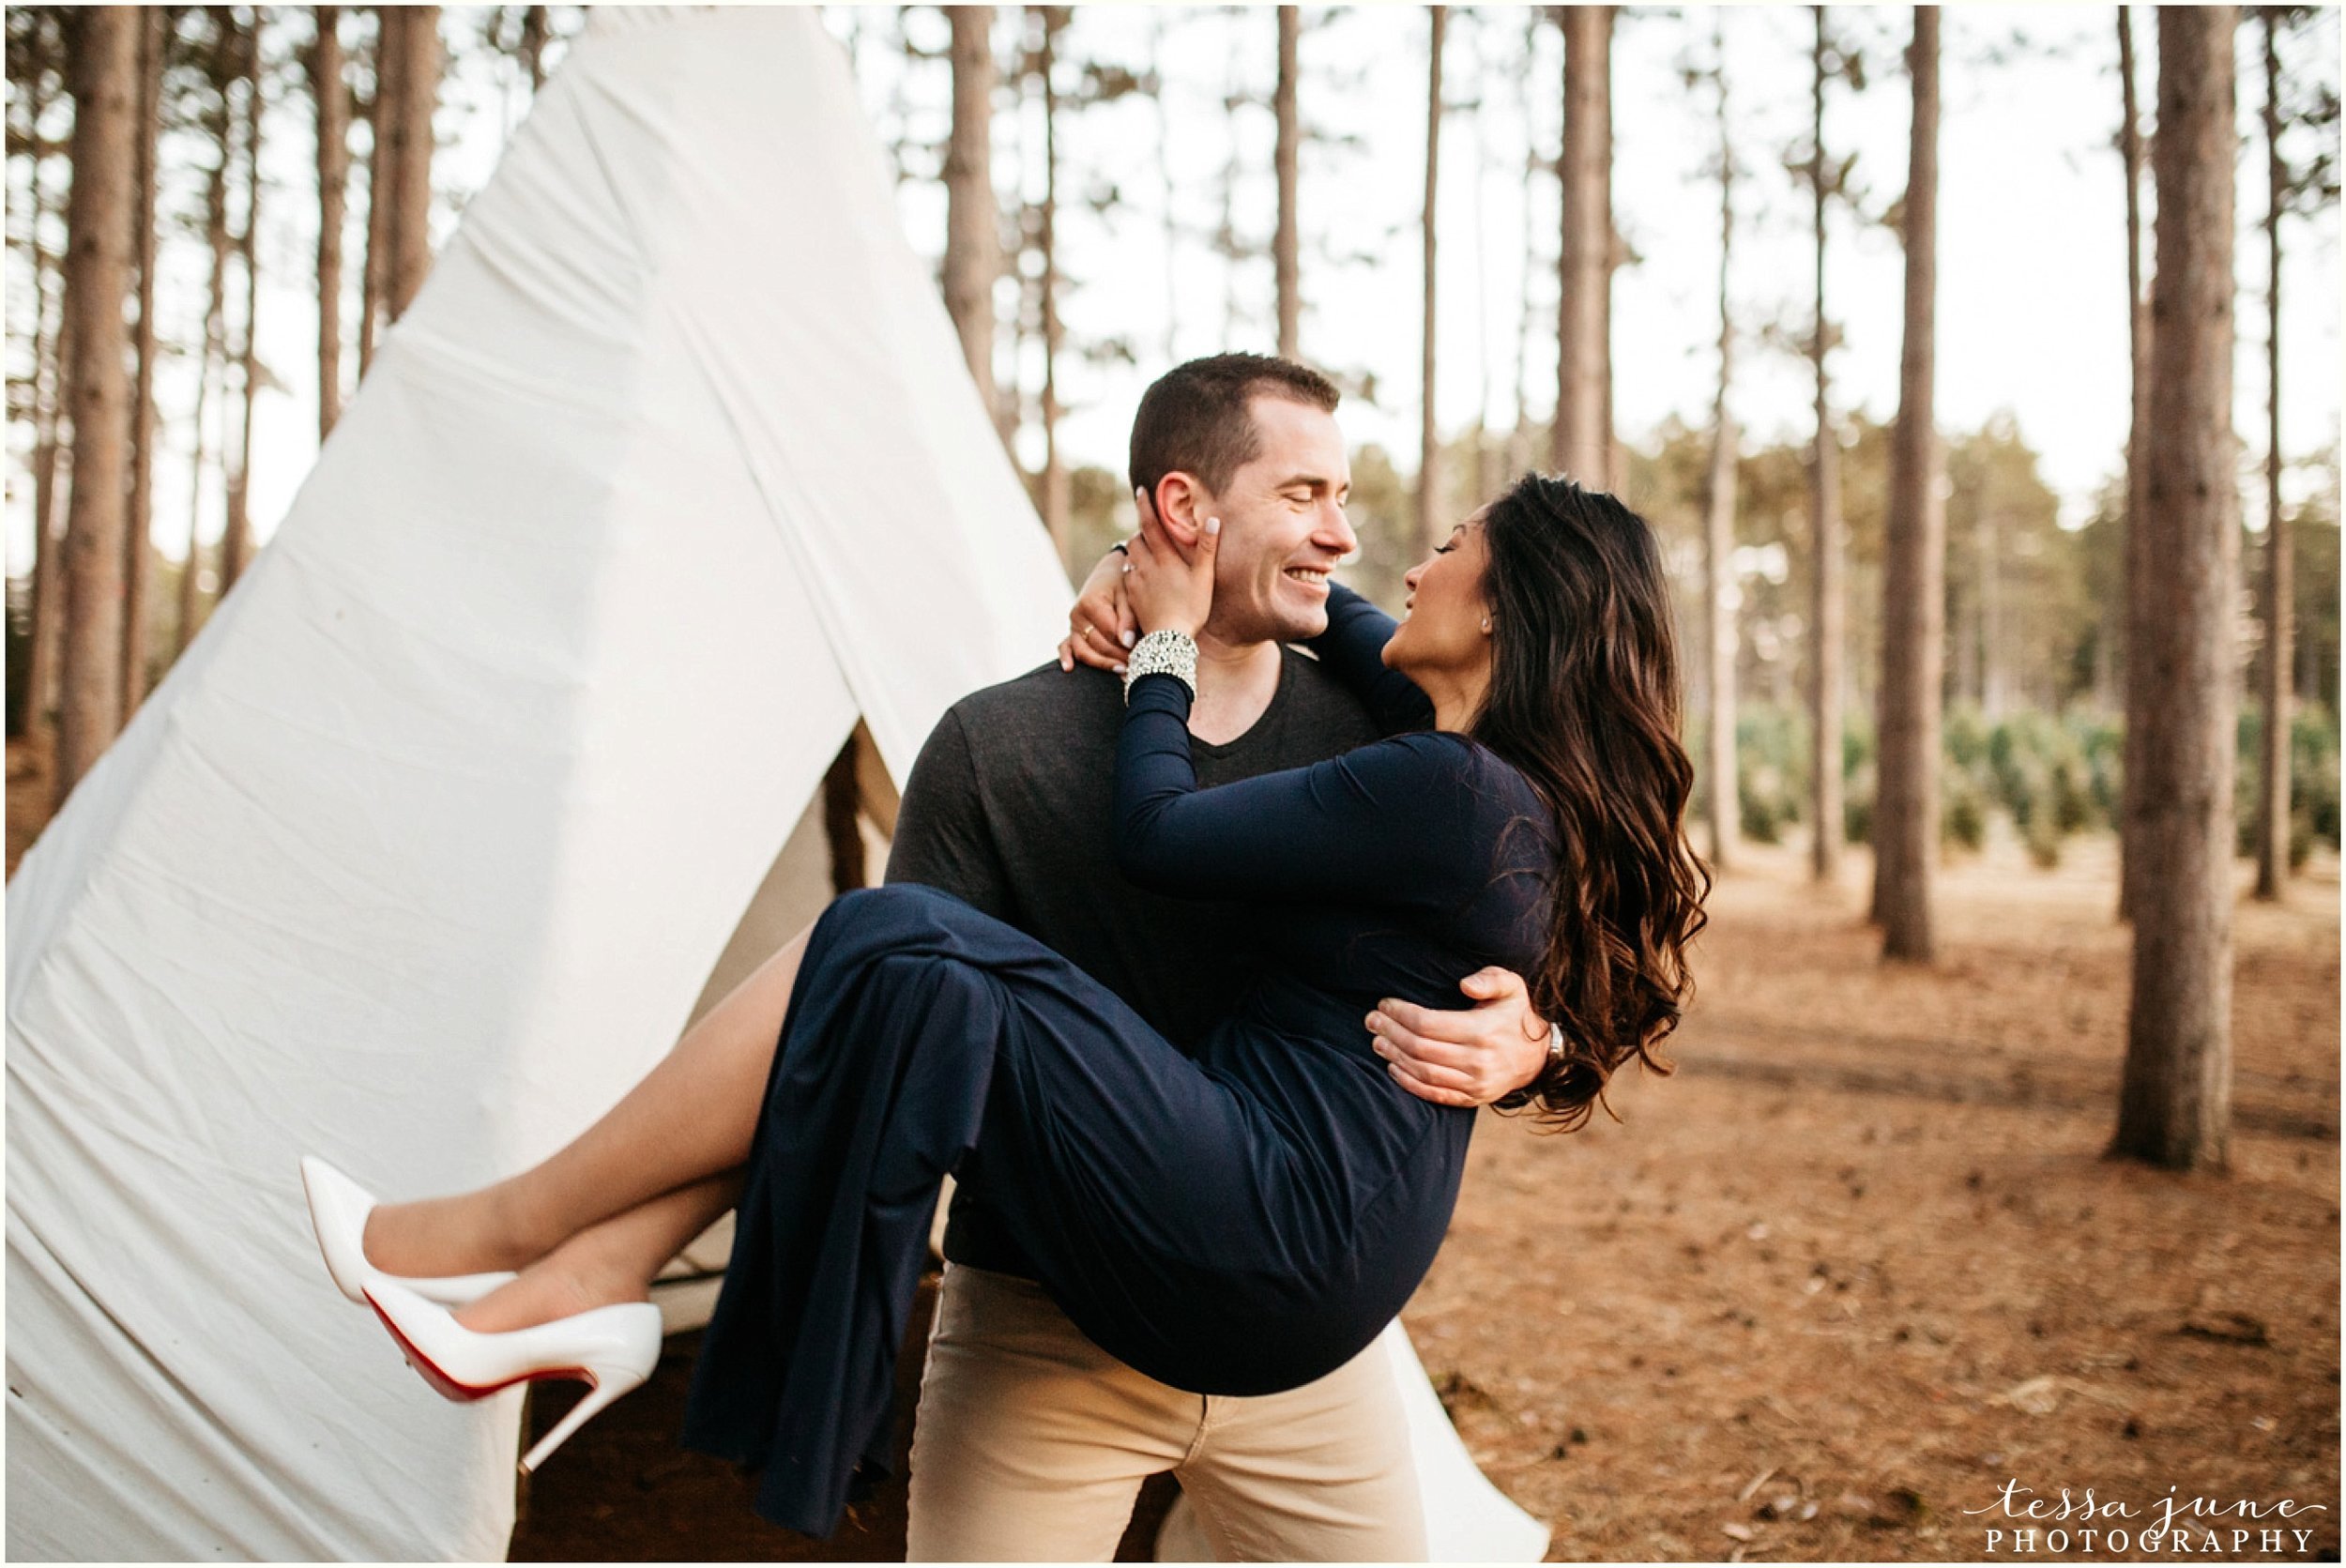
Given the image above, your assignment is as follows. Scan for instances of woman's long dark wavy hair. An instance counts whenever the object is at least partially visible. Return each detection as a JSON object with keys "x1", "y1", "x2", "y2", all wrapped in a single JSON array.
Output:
[{"x1": 1469, "y1": 473, "x2": 1711, "y2": 1130}]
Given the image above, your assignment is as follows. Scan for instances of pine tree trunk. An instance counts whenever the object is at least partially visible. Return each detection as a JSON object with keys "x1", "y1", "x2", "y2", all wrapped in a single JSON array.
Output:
[
  {"x1": 1703, "y1": 423, "x2": 1739, "y2": 869},
  {"x1": 180, "y1": 67, "x2": 232, "y2": 655},
  {"x1": 2253, "y1": 10, "x2": 2290, "y2": 901},
  {"x1": 1216, "y1": 71, "x2": 1240, "y2": 348},
  {"x1": 1273, "y1": 5, "x2": 1300, "y2": 360},
  {"x1": 1597, "y1": 41, "x2": 1618, "y2": 495},
  {"x1": 941, "y1": 8, "x2": 998, "y2": 422},
  {"x1": 221, "y1": 19, "x2": 262, "y2": 594},
  {"x1": 358, "y1": 8, "x2": 393, "y2": 377},
  {"x1": 1472, "y1": 101, "x2": 1498, "y2": 503},
  {"x1": 123, "y1": 4, "x2": 164, "y2": 715},
  {"x1": 29, "y1": 310, "x2": 69, "y2": 731},
  {"x1": 1874, "y1": 8, "x2": 1942, "y2": 960},
  {"x1": 1418, "y1": 6, "x2": 1444, "y2": 551},
  {"x1": 1033, "y1": 7, "x2": 1069, "y2": 567},
  {"x1": 2111, "y1": 6, "x2": 2238, "y2": 1172},
  {"x1": 385, "y1": 5, "x2": 439, "y2": 321},
  {"x1": 1553, "y1": 6, "x2": 1611, "y2": 484},
  {"x1": 55, "y1": 7, "x2": 140, "y2": 804},
  {"x1": 314, "y1": 5, "x2": 349, "y2": 439},
  {"x1": 1702, "y1": 17, "x2": 1739, "y2": 872},
  {"x1": 1507, "y1": 12, "x2": 1539, "y2": 482},
  {"x1": 2115, "y1": 4, "x2": 2150, "y2": 921},
  {"x1": 1006, "y1": 55, "x2": 1033, "y2": 470},
  {"x1": 1151, "y1": 16, "x2": 1178, "y2": 363},
  {"x1": 520, "y1": 5, "x2": 547, "y2": 93},
  {"x1": 2296, "y1": 578, "x2": 2317, "y2": 706},
  {"x1": 1807, "y1": 5, "x2": 1844, "y2": 884},
  {"x1": 1979, "y1": 510, "x2": 2002, "y2": 718},
  {"x1": 24, "y1": 22, "x2": 67, "y2": 735}
]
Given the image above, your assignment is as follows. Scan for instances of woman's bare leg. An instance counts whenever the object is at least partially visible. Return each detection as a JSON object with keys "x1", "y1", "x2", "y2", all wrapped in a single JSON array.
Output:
[
  {"x1": 451, "y1": 1170, "x2": 744, "y2": 1333},
  {"x1": 362, "y1": 924, "x2": 812, "y2": 1280}
]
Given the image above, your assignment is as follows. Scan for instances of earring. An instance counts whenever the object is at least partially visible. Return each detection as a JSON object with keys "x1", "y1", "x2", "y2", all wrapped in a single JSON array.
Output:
[{"x1": 1480, "y1": 616, "x2": 1492, "y2": 633}]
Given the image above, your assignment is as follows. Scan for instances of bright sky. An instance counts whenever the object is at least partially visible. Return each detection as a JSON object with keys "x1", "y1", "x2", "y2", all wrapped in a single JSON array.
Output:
[
  {"x1": 944, "y1": 4, "x2": 2342, "y2": 529},
  {"x1": 7, "y1": 5, "x2": 2338, "y2": 579}
]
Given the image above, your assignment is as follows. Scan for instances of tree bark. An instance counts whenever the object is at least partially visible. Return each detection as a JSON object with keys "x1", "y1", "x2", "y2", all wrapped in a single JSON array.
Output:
[
  {"x1": 2253, "y1": 8, "x2": 2291, "y2": 901},
  {"x1": 384, "y1": 5, "x2": 439, "y2": 322},
  {"x1": 2116, "y1": 4, "x2": 2151, "y2": 921},
  {"x1": 124, "y1": 4, "x2": 164, "y2": 715},
  {"x1": 1978, "y1": 509, "x2": 2003, "y2": 717},
  {"x1": 941, "y1": 8, "x2": 999, "y2": 425},
  {"x1": 1418, "y1": 6, "x2": 1445, "y2": 551},
  {"x1": 1151, "y1": 16, "x2": 1178, "y2": 363},
  {"x1": 1472, "y1": 94, "x2": 1498, "y2": 503},
  {"x1": 180, "y1": 52, "x2": 233, "y2": 655},
  {"x1": 56, "y1": 7, "x2": 140, "y2": 804},
  {"x1": 313, "y1": 5, "x2": 348, "y2": 439},
  {"x1": 1215, "y1": 63, "x2": 1242, "y2": 348},
  {"x1": 24, "y1": 20, "x2": 67, "y2": 735},
  {"x1": 1274, "y1": 5, "x2": 1300, "y2": 360},
  {"x1": 1033, "y1": 7, "x2": 1069, "y2": 566},
  {"x1": 2296, "y1": 569, "x2": 2318, "y2": 707},
  {"x1": 1553, "y1": 6, "x2": 1612, "y2": 484},
  {"x1": 1507, "y1": 10, "x2": 1540, "y2": 481},
  {"x1": 358, "y1": 8, "x2": 393, "y2": 377},
  {"x1": 221, "y1": 16, "x2": 262, "y2": 594},
  {"x1": 2111, "y1": 6, "x2": 2237, "y2": 1172},
  {"x1": 1598, "y1": 58, "x2": 1618, "y2": 495},
  {"x1": 520, "y1": 5, "x2": 548, "y2": 93},
  {"x1": 1874, "y1": 8, "x2": 1942, "y2": 960},
  {"x1": 1702, "y1": 17, "x2": 1739, "y2": 872},
  {"x1": 1807, "y1": 5, "x2": 1844, "y2": 884}
]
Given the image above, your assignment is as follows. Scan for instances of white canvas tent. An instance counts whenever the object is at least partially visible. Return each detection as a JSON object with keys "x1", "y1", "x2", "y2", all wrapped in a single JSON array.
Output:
[{"x1": 5, "y1": 9, "x2": 1545, "y2": 1560}]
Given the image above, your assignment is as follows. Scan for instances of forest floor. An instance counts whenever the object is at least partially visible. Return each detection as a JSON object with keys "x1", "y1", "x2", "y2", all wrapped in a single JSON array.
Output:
[{"x1": 8, "y1": 735, "x2": 2338, "y2": 1561}]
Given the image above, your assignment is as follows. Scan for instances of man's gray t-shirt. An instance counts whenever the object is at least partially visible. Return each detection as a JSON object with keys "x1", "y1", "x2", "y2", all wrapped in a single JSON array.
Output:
[{"x1": 885, "y1": 647, "x2": 1381, "y2": 1278}]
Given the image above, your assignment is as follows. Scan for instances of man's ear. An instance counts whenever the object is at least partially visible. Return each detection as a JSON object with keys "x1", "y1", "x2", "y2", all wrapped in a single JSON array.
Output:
[{"x1": 1151, "y1": 473, "x2": 1208, "y2": 550}]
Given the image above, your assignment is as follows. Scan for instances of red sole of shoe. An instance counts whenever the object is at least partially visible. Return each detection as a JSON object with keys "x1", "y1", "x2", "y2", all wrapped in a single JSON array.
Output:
[{"x1": 366, "y1": 1297, "x2": 599, "y2": 1404}]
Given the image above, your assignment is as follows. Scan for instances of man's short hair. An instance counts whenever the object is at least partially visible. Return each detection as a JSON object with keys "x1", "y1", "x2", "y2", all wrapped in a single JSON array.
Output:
[{"x1": 1128, "y1": 353, "x2": 1341, "y2": 499}]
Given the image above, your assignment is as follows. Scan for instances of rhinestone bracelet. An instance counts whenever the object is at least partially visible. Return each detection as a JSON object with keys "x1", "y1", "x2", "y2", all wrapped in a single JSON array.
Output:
[{"x1": 1122, "y1": 629, "x2": 1199, "y2": 705}]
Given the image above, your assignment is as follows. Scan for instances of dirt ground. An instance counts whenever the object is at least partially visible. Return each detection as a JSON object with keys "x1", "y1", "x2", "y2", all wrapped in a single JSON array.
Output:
[
  {"x1": 9, "y1": 737, "x2": 2338, "y2": 1560},
  {"x1": 1408, "y1": 834, "x2": 2339, "y2": 1563}
]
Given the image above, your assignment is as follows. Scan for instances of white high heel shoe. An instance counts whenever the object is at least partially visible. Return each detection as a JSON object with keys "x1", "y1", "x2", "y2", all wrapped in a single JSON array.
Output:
[
  {"x1": 363, "y1": 1278, "x2": 665, "y2": 1472},
  {"x1": 300, "y1": 1155, "x2": 519, "y2": 1307}
]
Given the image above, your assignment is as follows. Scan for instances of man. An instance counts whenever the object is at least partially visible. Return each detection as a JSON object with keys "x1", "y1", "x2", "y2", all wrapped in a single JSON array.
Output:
[{"x1": 883, "y1": 354, "x2": 1552, "y2": 1560}]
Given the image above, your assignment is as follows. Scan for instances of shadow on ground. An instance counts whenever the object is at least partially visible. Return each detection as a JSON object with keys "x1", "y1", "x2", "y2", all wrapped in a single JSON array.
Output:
[{"x1": 509, "y1": 1274, "x2": 1178, "y2": 1561}]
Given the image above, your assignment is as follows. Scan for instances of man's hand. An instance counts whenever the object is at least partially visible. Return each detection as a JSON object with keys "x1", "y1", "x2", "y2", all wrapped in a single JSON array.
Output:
[
  {"x1": 1367, "y1": 967, "x2": 1551, "y2": 1108},
  {"x1": 1059, "y1": 548, "x2": 1138, "y2": 674}
]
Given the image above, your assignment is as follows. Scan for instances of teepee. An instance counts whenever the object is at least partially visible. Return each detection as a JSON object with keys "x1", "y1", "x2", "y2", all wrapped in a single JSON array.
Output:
[{"x1": 6, "y1": 9, "x2": 1546, "y2": 1560}]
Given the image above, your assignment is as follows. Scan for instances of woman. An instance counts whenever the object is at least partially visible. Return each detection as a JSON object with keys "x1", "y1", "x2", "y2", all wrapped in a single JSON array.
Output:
[{"x1": 304, "y1": 472, "x2": 1708, "y2": 1539}]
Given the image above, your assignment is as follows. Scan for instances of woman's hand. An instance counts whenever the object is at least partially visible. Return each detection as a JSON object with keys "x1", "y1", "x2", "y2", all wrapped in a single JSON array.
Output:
[
  {"x1": 1059, "y1": 548, "x2": 1138, "y2": 674},
  {"x1": 1123, "y1": 492, "x2": 1218, "y2": 639}
]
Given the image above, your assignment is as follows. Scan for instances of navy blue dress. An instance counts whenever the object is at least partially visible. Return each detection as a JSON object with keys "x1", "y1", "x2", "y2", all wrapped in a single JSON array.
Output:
[{"x1": 680, "y1": 586, "x2": 1557, "y2": 1536}]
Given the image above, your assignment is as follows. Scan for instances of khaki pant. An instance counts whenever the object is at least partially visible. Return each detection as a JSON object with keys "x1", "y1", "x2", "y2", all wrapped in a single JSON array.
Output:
[{"x1": 906, "y1": 1263, "x2": 1426, "y2": 1562}]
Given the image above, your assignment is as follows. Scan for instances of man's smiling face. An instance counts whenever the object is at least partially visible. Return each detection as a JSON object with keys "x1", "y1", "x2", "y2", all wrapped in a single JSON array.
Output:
[{"x1": 1197, "y1": 396, "x2": 1358, "y2": 647}]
